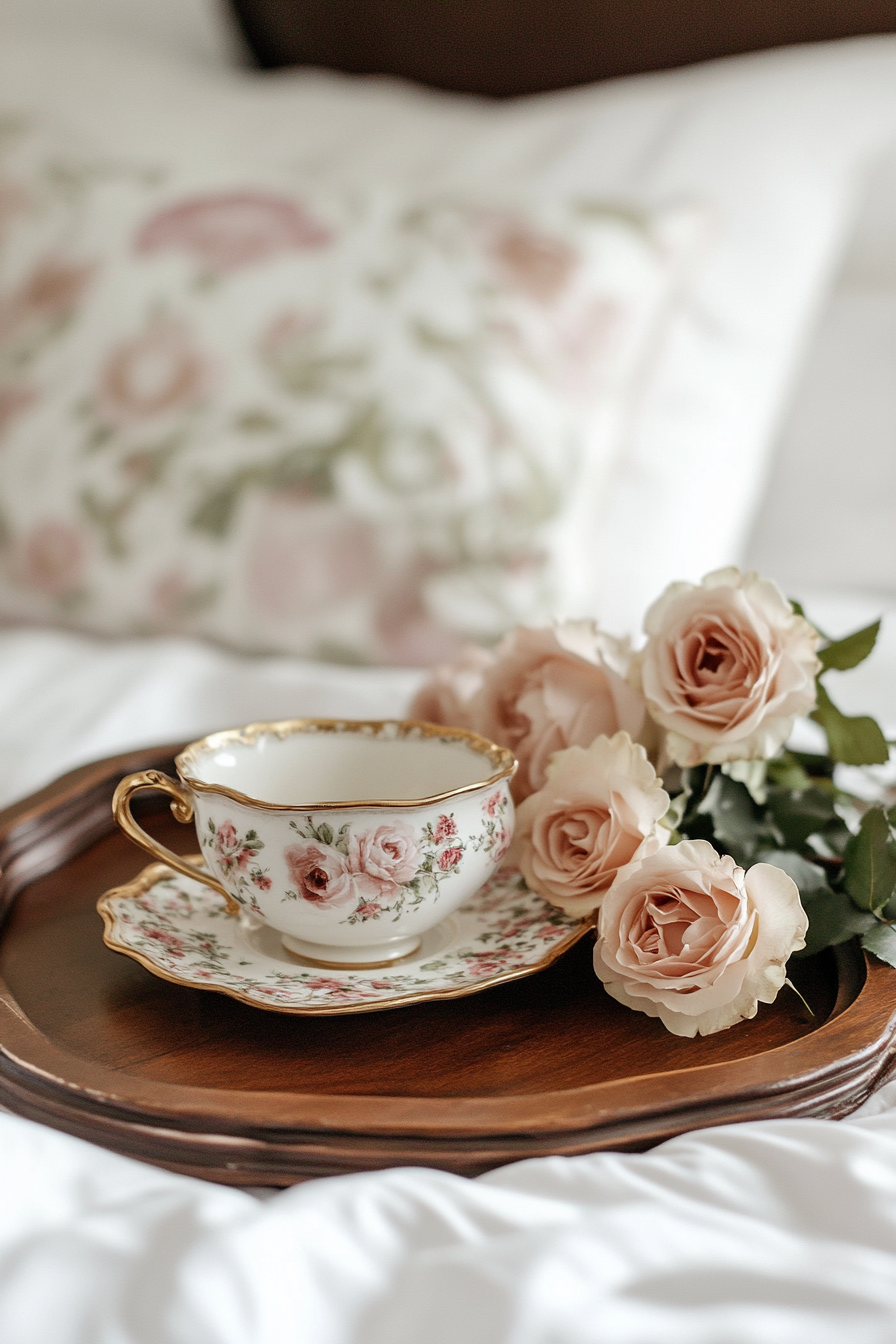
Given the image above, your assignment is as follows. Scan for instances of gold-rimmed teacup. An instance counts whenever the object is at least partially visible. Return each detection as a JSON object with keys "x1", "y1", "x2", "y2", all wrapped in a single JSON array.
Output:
[{"x1": 113, "y1": 719, "x2": 516, "y2": 967}]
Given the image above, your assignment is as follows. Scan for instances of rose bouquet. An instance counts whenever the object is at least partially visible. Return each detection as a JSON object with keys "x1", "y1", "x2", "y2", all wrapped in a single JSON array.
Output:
[{"x1": 410, "y1": 568, "x2": 895, "y2": 1036}]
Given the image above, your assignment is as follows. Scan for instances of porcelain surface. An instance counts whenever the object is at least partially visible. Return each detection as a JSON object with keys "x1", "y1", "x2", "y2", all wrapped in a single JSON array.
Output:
[
  {"x1": 113, "y1": 718, "x2": 516, "y2": 963},
  {"x1": 98, "y1": 862, "x2": 590, "y2": 1015}
]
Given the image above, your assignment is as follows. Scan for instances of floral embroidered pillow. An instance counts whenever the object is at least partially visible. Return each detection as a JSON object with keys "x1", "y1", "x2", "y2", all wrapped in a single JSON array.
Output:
[{"x1": 0, "y1": 112, "x2": 701, "y2": 663}]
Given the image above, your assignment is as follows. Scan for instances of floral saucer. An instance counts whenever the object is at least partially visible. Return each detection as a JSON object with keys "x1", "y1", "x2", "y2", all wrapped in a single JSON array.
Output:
[{"x1": 98, "y1": 861, "x2": 591, "y2": 1015}]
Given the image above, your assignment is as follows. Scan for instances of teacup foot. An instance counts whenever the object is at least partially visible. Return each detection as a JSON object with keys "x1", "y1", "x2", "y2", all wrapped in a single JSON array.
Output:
[{"x1": 281, "y1": 932, "x2": 423, "y2": 969}]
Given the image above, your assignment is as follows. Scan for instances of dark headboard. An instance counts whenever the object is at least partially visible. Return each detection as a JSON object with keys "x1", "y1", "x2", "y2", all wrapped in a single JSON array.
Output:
[{"x1": 228, "y1": 0, "x2": 896, "y2": 97}]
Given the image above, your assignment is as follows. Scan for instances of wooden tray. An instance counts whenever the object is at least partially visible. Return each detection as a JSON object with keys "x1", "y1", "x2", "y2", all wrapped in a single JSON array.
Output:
[{"x1": 1, "y1": 744, "x2": 896, "y2": 1187}]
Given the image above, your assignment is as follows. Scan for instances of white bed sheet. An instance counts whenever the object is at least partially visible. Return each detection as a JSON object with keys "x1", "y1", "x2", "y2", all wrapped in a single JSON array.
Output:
[
  {"x1": 1, "y1": 616, "x2": 896, "y2": 1342},
  {"x1": 3, "y1": 1095, "x2": 896, "y2": 1343}
]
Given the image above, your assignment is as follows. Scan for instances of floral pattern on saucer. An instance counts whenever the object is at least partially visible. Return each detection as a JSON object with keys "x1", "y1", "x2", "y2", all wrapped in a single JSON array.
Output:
[{"x1": 98, "y1": 861, "x2": 589, "y2": 1014}]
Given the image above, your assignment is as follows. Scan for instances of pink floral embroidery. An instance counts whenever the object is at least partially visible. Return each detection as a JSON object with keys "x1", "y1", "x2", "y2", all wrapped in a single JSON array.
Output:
[
  {"x1": 245, "y1": 495, "x2": 382, "y2": 619},
  {"x1": 135, "y1": 192, "x2": 331, "y2": 271},
  {"x1": 0, "y1": 256, "x2": 93, "y2": 346},
  {"x1": 17, "y1": 519, "x2": 86, "y2": 596},
  {"x1": 0, "y1": 384, "x2": 36, "y2": 440},
  {"x1": 489, "y1": 223, "x2": 577, "y2": 304},
  {"x1": 97, "y1": 318, "x2": 210, "y2": 426}
]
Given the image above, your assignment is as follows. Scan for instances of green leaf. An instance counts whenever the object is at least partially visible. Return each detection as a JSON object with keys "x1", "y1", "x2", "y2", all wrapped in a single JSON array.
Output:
[
  {"x1": 721, "y1": 759, "x2": 768, "y2": 805},
  {"x1": 693, "y1": 774, "x2": 769, "y2": 862},
  {"x1": 233, "y1": 409, "x2": 281, "y2": 434},
  {"x1": 804, "y1": 891, "x2": 875, "y2": 955},
  {"x1": 810, "y1": 682, "x2": 890, "y2": 766},
  {"x1": 766, "y1": 753, "x2": 813, "y2": 793},
  {"x1": 755, "y1": 849, "x2": 828, "y2": 894},
  {"x1": 843, "y1": 806, "x2": 896, "y2": 912},
  {"x1": 787, "y1": 750, "x2": 836, "y2": 781},
  {"x1": 765, "y1": 786, "x2": 837, "y2": 851},
  {"x1": 862, "y1": 923, "x2": 896, "y2": 968},
  {"x1": 818, "y1": 620, "x2": 880, "y2": 673},
  {"x1": 795, "y1": 886, "x2": 876, "y2": 956},
  {"x1": 753, "y1": 848, "x2": 872, "y2": 956},
  {"x1": 316, "y1": 822, "x2": 334, "y2": 846},
  {"x1": 190, "y1": 481, "x2": 242, "y2": 537}
]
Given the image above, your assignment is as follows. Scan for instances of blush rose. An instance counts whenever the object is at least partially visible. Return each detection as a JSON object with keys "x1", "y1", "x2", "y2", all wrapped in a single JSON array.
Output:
[
  {"x1": 409, "y1": 644, "x2": 496, "y2": 731},
  {"x1": 468, "y1": 621, "x2": 646, "y2": 803},
  {"x1": 639, "y1": 568, "x2": 821, "y2": 767},
  {"x1": 509, "y1": 732, "x2": 670, "y2": 918},
  {"x1": 593, "y1": 839, "x2": 808, "y2": 1037},
  {"x1": 284, "y1": 841, "x2": 356, "y2": 907}
]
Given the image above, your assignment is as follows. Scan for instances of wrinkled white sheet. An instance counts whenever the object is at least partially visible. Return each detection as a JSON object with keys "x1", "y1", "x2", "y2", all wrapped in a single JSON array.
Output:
[
  {"x1": 2, "y1": 619, "x2": 896, "y2": 1342},
  {"x1": 3, "y1": 1095, "x2": 896, "y2": 1344}
]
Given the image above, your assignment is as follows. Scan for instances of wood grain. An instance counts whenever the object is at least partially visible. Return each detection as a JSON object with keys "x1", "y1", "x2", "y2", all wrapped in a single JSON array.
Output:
[{"x1": 1, "y1": 746, "x2": 895, "y2": 1185}]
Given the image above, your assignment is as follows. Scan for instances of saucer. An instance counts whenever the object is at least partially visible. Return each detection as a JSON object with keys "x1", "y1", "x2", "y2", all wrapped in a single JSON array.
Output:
[{"x1": 98, "y1": 860, "x2": 591, "y2": 1015}]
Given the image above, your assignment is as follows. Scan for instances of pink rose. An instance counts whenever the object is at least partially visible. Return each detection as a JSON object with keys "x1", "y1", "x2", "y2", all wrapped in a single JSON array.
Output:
[
  {"x1": 284, "y1": 842, "x2": 356, "y2": 907},
  {"x1": 509, "y1": 732, "x2": 669, "y2": 917},
  {"x1": 135, "y1": 191, "x2": 331, "y2": 270},
  {"x1": 348, "y1": 823, "x2": 419, "y2": 899},
  {"x1": 640, "y1": 568, "x2": 821, "y2": 767},
  {"x1": 470, "y1": 621, "x2": 646, "y2": 803},
  {"x1": 594, "y1": 839, "x2": 808, "y2": 1037},
  {"x1": 409, "y1": 644, "x2": 496, "y2": 731}
]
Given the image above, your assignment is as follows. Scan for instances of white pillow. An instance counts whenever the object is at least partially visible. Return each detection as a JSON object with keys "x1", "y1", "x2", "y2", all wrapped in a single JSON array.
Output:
[
  {"x1": 2, "y1": 31, "x2": 896, "y2": 658},
  {"x1": 0, "y1": 0, "x2": 241, "y2": 67},
  {"x1": 0, "y1": 82, "x2": 698, "y2": 662}
]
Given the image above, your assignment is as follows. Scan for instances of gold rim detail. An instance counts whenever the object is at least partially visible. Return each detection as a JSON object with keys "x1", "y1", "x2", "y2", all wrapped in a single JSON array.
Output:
[{"x1": 174, "y1": 718, "x2": 517, "y2": 813}]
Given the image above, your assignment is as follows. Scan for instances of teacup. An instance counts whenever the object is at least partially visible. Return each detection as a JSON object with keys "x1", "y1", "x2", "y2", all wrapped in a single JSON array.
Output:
[{"x1": 113, "y1": 719, "x2": 516, "y2": 967}]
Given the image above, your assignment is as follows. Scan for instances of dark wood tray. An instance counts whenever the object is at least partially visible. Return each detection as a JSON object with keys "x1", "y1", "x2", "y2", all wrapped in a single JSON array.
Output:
[{"x1": 2, "y1": 744, "x2": 895, "y2": 1187}]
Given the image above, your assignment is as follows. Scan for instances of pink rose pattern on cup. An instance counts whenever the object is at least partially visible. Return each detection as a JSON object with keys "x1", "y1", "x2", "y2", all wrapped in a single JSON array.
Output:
[
  {"x1": 106, "y1": 868, "x2": 582, "y2": 1011},
  {"x1": 283, "y1": 812, "x2": 467, "y2": 925},
  {"x1": 471, "y1": 790, "x2": 512, "y2": 864},
  {"x1": 202, "y1": 818, "x2": 273, "y2": 915},
  {"x1": 199, "y1": 791, "x2": 509, "y2": 928}
]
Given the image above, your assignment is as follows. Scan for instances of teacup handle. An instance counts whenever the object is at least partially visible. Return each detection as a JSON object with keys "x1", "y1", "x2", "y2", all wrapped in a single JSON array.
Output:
[{"x1": 112, "y1": 769, "x2": 240, "y2": 916}]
